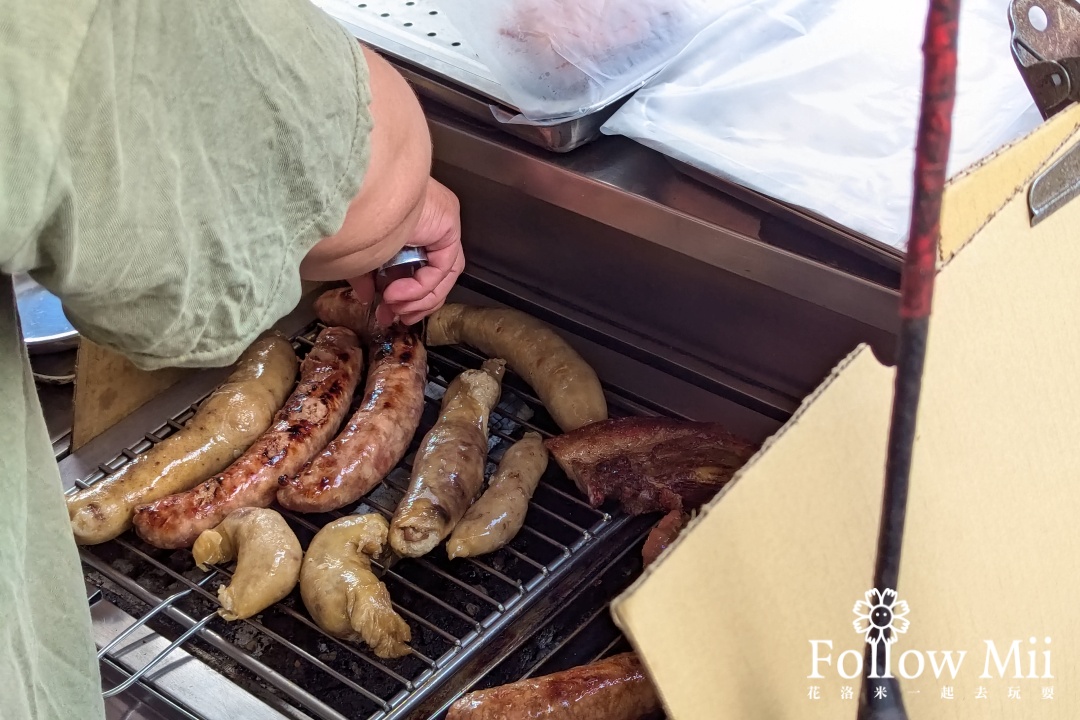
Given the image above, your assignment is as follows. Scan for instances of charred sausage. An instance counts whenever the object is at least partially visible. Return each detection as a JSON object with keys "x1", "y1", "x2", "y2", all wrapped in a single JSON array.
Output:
[
  {"x1": 192, "y1": 507, "x2": 302, "y2": 621},
  {"x1": 425, "y1": 304, "x2": 606, "y2": 432},
  {"x1": 132, "y1": 327, "x2": 362, "y2": 548},
  {"x1": 446, "y1": 652, "x2": 662, "y2": 720},
  {"x1": 446, "y1": 431, "x2": 548, "y2": 559},
  {"x1": 67, "y1": 334, "x2": 297, "y2": 545},
  {"x1": 278, "y1": 325, "x2": 427, "y2": 513},
  {"x1": 313, "y1": 287, "x2": 373, "y2": 339},
  {"x1": 301, "y1": 514, "x2": 411, "y2": 659},
  {"x1": 389, "y1": 359, "x2": 505, "y2": 558}
]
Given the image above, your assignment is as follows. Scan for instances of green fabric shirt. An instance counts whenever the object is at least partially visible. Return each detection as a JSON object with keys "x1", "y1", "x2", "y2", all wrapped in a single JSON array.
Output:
[{"x1": 0, "y1": 2, "x2": 372, "y2": 717}]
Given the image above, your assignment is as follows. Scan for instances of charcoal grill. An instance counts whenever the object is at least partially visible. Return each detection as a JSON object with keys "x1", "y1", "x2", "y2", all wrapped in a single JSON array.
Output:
[
  {"x1": 63, "y1": 301, "x2": 660, "y2": 720},
  {"x1": 56, "y1": 93, "x2": 899, "y2": 719}
]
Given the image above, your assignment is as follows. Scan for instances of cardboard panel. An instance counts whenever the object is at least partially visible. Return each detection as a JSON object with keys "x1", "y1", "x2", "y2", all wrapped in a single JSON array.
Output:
[{"x1": 614, "y1": 107, "x2": 1080, "y2": 719}]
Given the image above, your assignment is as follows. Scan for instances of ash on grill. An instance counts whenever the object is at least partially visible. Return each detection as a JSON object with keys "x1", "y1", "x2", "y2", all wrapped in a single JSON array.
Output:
[{"x1": 79, "y1": 322, "x2": 646, "y2": 720}]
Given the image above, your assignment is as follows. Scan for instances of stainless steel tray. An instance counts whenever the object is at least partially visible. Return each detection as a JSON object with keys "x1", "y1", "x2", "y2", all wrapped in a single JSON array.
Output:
[{"x1": 313, "y1": 0, "x2": 622, "y2": 152}]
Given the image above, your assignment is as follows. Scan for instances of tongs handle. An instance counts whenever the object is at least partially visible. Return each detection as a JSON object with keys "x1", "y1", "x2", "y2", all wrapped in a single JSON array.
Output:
[{"x1": 375, "y1": 248, "x2": 427, "y2": 298}]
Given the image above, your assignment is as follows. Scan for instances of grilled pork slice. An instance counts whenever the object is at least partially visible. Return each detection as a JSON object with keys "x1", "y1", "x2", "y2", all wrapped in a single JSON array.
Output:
[{"x1": 544, "y1": 417, "x2": 757, "y2": 514}]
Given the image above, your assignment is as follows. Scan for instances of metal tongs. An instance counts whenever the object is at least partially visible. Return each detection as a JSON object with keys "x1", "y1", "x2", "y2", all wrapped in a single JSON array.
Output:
[
  {"x1": 1009, "y1": 0, "x2": 1080, "y2": 119},
  {"x1": 373, "y1": 247, "x2": 429, "y2": 328},
  {"x1": 376, "y1": 247, "x2": 428, "y2": 291}
]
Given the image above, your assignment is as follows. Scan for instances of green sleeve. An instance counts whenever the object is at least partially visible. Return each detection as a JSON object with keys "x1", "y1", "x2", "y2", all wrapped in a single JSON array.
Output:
[{"x1": 3, "y1": 0, "x2": 372, "y2": 370}]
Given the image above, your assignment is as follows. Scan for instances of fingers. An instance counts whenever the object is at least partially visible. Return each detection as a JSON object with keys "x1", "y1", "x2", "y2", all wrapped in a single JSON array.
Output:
[
  {"x1": 348, "y1": 273, "x2": 376, "y2": 304},
  {"x1": 366, "y1": 177, "x2": 464, "y2": 328},
  {"x1": 380, "y1": 243, "x2": 461, "y2": 304},
  {"x1": 382, "y1": 250, "x2": 464, "y2": 326}
]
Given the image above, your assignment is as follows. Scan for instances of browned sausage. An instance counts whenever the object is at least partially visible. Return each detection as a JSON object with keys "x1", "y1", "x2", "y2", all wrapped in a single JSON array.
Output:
[
  {"x1": 642, "y1": 509, "x2": 689, "y2": 567},
  {"x1": 277, "y1": 325, "x2": 427, "y2": 513},
  {"x1": 132, "y1": 327, "x2": 363, "y2": 549},
  {"x1": 67, "y1": 333, "x2": 297, "y2": 545},
  {"x1": 425, "y1": 304, "x2": 607, "y2": 432},
  {"x1": 389, "y1": 359, "x2": 505, "y2": 558},
  {"x1": 446, "y1": 652, "x2": 662, "y2": 720},
  {"x1": 313, "y1": 287, "x2": 373, "y2": 339}
]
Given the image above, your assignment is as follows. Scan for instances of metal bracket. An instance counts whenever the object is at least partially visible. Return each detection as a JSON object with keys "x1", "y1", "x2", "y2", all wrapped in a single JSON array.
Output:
[
  {"x1": 1009, "y1": 0, "x2": 1080, "y2": 119},
  {"x1": 1010, "y1": 1, "x2": 1080, "y2": 223},
  {"x1": 1029, "y1": 140, "x2": 1080, "y2": 224}
]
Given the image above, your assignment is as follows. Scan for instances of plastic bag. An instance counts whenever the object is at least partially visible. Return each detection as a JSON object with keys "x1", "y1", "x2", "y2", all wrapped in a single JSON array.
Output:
[
  {"x1": 601, "y1": 0, "x2": 1042, "y2": 250},
  {"x1": 433, "y1": 0, "x2": 735, "y2": 123}
]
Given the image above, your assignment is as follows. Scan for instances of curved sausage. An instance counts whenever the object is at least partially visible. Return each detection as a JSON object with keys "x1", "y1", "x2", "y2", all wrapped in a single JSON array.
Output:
[
  {"x1": 446, "y1": 652, "x2": 661, "y2": 720},
  {"x1": 642, "y1": 509, "x2": 689, "y2": 567},
  {"x1": 425, "y1": 304, "x2": 607, "y2": 432},
  {"x1": 67, "y1": 334, "x2": 297, "y2": 545},
  {"x1": 132, "y1": 327, "x2": 362, "y2": 549},
  {"x1": 192, "y1": 507, "x2": 302, "y2": 621},
  {"x1": 301, "y1": 514, "x2": 411, "y2": 659},
  {"x1": 389, "y1": 359, "x2": 505, "y2": 558},
  {"x1": 278, "y1": 325, "x2": 427, "y2": 513},
  {"x1": 313, "y1": 287, "x2": 373, "y2": 339},
  {"x1": 446, "y1": 432, "x2": 548, "y2": 559}
]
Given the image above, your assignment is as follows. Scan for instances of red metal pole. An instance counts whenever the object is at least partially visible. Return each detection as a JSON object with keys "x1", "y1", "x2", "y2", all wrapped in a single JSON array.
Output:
[{"x1": 858, "y1": 1, "x2": 960, "y2": 718}]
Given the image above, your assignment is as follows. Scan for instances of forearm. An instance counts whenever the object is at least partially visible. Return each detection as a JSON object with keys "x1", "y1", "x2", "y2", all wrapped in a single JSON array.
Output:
[{"x1": 300, "y1": 46, "x2": 432, "y2": 281}]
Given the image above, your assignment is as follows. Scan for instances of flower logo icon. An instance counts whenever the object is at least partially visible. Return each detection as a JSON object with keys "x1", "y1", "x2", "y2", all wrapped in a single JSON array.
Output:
[{"x1": 853, "y1": 588, "x2": 910, "y2": 645}]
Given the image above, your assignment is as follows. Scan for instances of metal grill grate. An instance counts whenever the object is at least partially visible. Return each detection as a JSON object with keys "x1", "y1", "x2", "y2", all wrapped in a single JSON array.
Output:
[{"x1": 76, "y1": 322, "x2": 641, "y2": 720}]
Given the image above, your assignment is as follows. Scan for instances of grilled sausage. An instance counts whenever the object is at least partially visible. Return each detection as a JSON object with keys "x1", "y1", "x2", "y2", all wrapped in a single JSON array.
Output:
[
  {"x1": 313, "y1": 287, "x2": 373, "y2": 339},
  {"x1": 446, "y1": 652, "x2": 662, "y2": 720},
  {"x1": 642, "y1": 509, "x2": 689, "y2": 567},
  {"x1": 67, "y1": 334, "x2": 297, "y2": 545},
  {"x1": 192, "y1": 507, "x2": 302, "y2": 621},
  {"x1": 446, "y1": 432, "x2": 548, "y2": 559},
  {"x1": 278, "y1": 325, "x2": 427, "y2": 513},
  {"x1": 425, "y1": 304, "x2": 606, "y2": 432},
  {"x1": 132, "y1": 327, "x2": 363, "y2": 549},
  {"x1": 389, "y1": 359, "x2": 505, "y2": 558},
  {"x1": 301, "y1": 514, "x2": 411, "y2": 659}
]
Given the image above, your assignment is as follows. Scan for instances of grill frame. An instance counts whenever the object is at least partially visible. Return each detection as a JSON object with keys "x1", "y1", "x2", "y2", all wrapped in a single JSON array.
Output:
[{"x1": 70, "y1": 317, "x2": 656, "y2": 720}]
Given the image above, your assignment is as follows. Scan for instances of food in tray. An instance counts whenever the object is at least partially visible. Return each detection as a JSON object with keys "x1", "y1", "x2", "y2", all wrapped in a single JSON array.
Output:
[
  {"x1": 446, "y1": 431, "x2": 548, "y2": 559},
  {"x1": 425, "y1": 303, "x2": 607, "y2": 433},
  {"x1": 447, "y1": 651, "x2": 661, "y2": 720},
  {"x1": 278, "y1": 324, "x2": 427, "y2": 513},
  {"x1": 192, "y1": 507, "x2": 302, "y2": 621},
  {"x1": 642, "y1": 509, "x2": 689, "y2": 567},
  {"x1": 132, "y1": 327, "x2": 363, "y2": 549},
  {"x1": 313, "y1": 286, "x2": 373, "y2": 339},
  {"x1": 67, "y1": 333, "x2": 298, "y2": 545},
  {"x1": 545, "y1": 416, "x2": 757, "y2": 516},
  {"x1": 301, "y1": 514, "x2": 411, "y2": 659},
  {"x1": 390, "y1": 358, "x2": 506, "y2": 558}
]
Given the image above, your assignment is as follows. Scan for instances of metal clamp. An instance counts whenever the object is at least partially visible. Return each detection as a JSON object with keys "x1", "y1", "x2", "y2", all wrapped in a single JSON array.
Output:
[
  {"x1": 1009, "y1": 0, "x2": 1080, "y2": 119},
  {"x1": 1009, "y1": 1, "x2": 1080, "y2": 224},
  {"x1": 1029, "y1": 140, "x2": 1080, "y2": 224}
]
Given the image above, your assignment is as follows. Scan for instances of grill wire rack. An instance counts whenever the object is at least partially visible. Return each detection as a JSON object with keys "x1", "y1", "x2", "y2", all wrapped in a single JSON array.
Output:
[{"x1": 75, "y1": 321, "x2": 648, "y2": 720}]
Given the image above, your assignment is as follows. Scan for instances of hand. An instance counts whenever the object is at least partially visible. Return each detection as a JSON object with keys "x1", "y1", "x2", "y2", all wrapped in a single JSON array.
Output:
[{"x1": 362, "y1": 178, "x2": 464, "y2": 327}]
